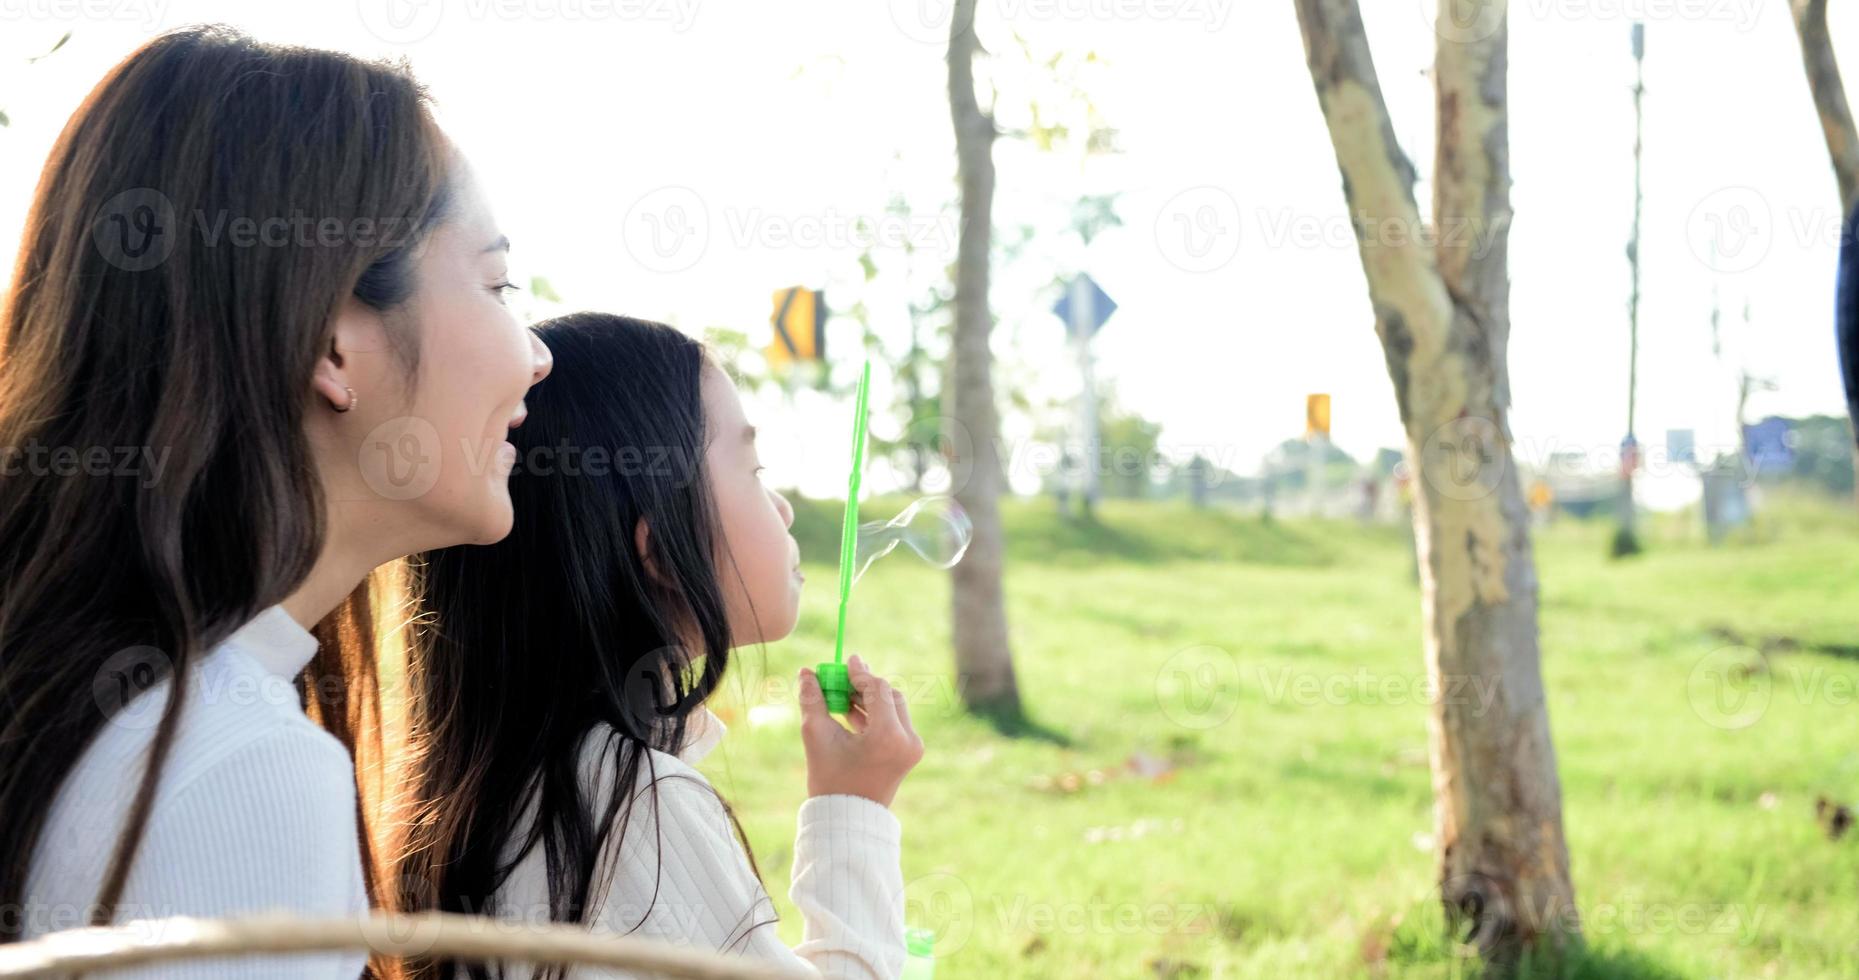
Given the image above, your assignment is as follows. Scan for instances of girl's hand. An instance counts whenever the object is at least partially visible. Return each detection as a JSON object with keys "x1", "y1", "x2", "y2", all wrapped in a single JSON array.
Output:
[{"x1": 797, "y1": 654, "x2": 924, "y2": 808}]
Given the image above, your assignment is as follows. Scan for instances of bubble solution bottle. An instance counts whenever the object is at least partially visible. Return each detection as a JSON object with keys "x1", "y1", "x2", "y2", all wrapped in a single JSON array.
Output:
[{"x1": 900, "y1": 927, "x2": 935, "y2": 979}]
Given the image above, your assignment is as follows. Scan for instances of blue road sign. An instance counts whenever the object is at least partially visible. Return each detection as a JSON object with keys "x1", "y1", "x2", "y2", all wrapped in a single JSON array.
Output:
[
  {"x1": 1053, "y1": 274, "x2": 1117, "y2": 339},
  {"x1": 1666, "y1": 428, "x2": 1695, "y2": 465},
  {"x1": 1743, "y1": 416, "x2": 1795, "y2": 474}
]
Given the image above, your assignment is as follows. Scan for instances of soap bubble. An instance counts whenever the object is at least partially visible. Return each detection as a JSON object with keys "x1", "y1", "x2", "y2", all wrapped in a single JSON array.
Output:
[{"x1": 852, "y1": 495, "x2": 972, "y2": 585}]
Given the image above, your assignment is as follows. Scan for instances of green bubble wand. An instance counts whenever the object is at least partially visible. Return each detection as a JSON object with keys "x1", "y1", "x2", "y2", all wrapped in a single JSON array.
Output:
[{"x1": 815, "y1": 360, "x2": 871, "y2": 715}]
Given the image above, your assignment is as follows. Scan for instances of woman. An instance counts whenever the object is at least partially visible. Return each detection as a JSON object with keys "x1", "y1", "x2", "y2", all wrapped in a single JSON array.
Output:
[{"x1": 0, "y1": 26, "x2": 551, "y2": 978}]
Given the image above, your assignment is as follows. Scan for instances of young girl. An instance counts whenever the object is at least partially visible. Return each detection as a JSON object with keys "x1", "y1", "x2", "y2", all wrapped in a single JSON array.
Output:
[
  {"x1": 0, "y1": 27, "x2": 551, "y2": 978},
  {"x1": 399, "y1": 313, "x2": 924, "y2": 979}
]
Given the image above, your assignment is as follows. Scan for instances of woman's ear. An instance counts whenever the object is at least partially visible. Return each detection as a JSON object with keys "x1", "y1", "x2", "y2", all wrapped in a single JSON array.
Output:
[
  {"x1": 635, "y1": 517, "x2": 664, "y2": 585},
  {"x1": 312, "y1": 297, "x2": 388, "y2": 414},
  {"x1": 310, "y1": 336, "x2": 354, "y2": 414}
]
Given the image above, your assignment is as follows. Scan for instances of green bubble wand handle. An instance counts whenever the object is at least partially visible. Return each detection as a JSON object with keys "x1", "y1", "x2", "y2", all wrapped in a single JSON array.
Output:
[{"x1": 816, "y1": 360, "x2": 870, "y2": 714}]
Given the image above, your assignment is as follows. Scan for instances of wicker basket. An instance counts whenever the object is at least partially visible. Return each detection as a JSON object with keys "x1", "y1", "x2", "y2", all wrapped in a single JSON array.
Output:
[{"x1": 0, "y1": 912, "x2": 815, "y2": 979}]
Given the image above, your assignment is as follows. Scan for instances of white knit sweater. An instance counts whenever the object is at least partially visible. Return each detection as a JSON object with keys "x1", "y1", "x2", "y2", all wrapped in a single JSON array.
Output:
[
  {"x1": 488, "y1": 709, "x2": 908, "y2": 979},
  {"x1": 23, "y1": 605, "x2": 369, "y2": 979}
]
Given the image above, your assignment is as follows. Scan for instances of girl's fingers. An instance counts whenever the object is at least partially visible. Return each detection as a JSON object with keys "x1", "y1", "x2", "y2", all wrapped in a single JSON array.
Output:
[
  {"x1": 797, "y1": 668, "x2": 822, "y2": 714},
  {"x1": 851, "y1": 670, "x2": 899, "y2": 729},
  {"x1": 797, "y1": 669, "x2": 842, "y2": 740},
  {"x1": 891, "y1": 686, "x2": 916, "y2": 738}
]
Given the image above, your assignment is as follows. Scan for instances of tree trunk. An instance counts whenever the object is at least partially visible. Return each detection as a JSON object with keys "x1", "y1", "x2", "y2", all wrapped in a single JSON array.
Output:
[
  {"x1": 1294, "y1": 0, "x2": 1577, "y2": 963},
  {"x1": 908, "y1": 316, "x2": 927, "y2": 494},
  {"x1": 1791, "y1": 0, "x2": 1859, "y2": 213},
  {"x1": 1789, "y1": 0, "x2": 1859, "y2": 508},
  {"x1": 945, "y1": 0, "x2": 1021, "y2": 715}
]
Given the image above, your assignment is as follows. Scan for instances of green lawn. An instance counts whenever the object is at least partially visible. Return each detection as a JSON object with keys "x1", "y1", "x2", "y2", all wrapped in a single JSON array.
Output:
[{"x1": 696, "y1": 492, "x2": 1859, "y2": 978}]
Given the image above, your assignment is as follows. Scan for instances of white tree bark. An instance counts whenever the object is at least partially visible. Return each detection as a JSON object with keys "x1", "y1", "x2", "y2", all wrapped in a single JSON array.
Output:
[
  {"x1": 1293, "y1": 0, "x2": 1577, "y2": 961},
  {"x1": 1790, "y1": 0, "x2": 1859, "y2": 213},
  {"x1": 945, "y1": 0, "x2": 1022, "y2": 714}
]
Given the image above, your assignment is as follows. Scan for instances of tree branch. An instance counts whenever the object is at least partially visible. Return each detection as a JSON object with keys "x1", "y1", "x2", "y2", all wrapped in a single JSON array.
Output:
[
  {"x1": 1791, "y1": 0, "x2": 1859, "y2": 213},
  {"x1": 1434, "y1": 0, "x2": 1514, "y2": 410},
  {"x1": 1293, "y1": 0, "x2": 1455, "y2": 428}
]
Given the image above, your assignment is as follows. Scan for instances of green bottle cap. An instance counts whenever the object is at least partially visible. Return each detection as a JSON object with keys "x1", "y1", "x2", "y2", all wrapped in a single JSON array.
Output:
[
  {"x1": 815, "y1": 661, "x2": 852, "y2": 714},
  {"x1": 905, "y1": 927, "x2": 935, "y2": 957}
]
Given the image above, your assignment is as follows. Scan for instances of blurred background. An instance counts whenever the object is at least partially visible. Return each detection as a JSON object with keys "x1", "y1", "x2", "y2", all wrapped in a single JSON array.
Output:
[{"x1": 4, "y1": 1, "x2": 1857, "y2": 976}]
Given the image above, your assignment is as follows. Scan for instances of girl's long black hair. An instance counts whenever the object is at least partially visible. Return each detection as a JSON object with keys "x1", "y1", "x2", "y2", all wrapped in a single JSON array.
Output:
[{"x1": 397, "y1": 313, "x2": 771, "y2": 980}]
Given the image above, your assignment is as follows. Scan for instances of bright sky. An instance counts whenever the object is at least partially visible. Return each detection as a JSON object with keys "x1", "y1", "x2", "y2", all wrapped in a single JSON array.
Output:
[{"x1": 0, "y1": 0, "x2": 1852, "y2": 499}]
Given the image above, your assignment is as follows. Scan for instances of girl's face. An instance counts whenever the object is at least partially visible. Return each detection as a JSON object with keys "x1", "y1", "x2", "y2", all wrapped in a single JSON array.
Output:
[
  {"x1": 315, "y1": 163, "x2": 554, "y2": 552},
  {"x1": 702, "y1": 365, "x2": 802, "y2": 646}
]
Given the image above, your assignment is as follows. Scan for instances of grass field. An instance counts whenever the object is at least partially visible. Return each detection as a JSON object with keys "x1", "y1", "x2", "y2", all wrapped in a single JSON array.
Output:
[{"x1": 694, "y1": 492, "x2": 1859, "y2": 978}]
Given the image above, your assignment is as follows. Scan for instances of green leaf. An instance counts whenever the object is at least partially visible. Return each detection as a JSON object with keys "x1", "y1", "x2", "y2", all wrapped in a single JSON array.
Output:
[
  {"x1": 527, "y1": 275, "x2": 560, "y2": 303},
  {"x1": 29, "y1": 31, "x2": 72, "y2": 64}
]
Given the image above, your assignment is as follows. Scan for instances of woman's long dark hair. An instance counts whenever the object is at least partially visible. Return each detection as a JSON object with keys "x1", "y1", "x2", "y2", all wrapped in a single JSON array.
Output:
[
  {"x1": 399, "y1": 314, "x2": 771, "y2": 980},
  {"x1": 0, "y1": 25, "x2": 451, "y2": 938}
]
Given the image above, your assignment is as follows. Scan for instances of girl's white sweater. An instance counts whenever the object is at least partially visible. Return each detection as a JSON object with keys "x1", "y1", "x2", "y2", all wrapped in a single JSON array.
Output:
[{"x1": 490, "y1": 709, "x2": 907, "y2": 979}]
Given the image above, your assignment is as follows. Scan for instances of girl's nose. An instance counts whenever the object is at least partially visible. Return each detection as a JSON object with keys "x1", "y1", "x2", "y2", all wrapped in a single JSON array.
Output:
[
  {"x1": 529, "y1": 331, "x2": 554, "y2": 385},
  {"x1": 773, "y1": 488, "x2": 795, "y2": 528}
]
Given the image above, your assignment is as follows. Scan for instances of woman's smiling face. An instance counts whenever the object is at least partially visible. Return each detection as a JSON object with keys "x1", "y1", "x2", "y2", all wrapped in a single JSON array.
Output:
[
  {"x1": 701, "y1": 364, "x2": 802, "y2": 646},
  {"x1": 400, "y1": 167, "x2": 555, "y2": 544},
  {"x1": 316, "y1": 162, "x2": 554, "y2": 551}
]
